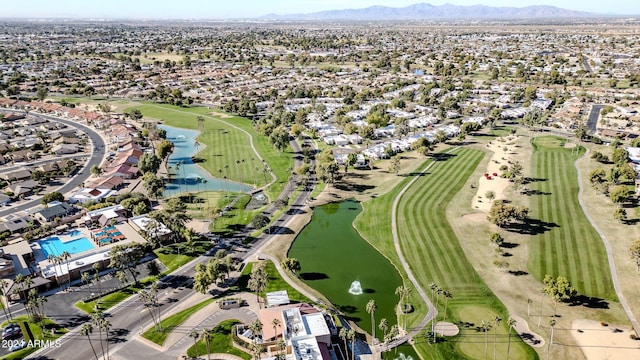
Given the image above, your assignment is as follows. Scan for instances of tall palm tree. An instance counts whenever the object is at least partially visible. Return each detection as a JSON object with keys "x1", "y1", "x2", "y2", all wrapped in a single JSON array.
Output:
[
  {"x1": 348, "y1": 329, "x2": 356, "y2": 360},
  {"x1": 81, "y1": 271, "x2": 91, "y2": 289},
  {"x1": 339, "y1": 328, "x2": 348, "y2": 360},
  {"x1": 174, "y1": 163, "x2": 182, "y2": 195},
  {"x1": 202, "y1": 328, "x2": 213, "y2": 360},
  {"x1": 60, "y1": 251, "x2": 71, "y2": 290},
  {"x1": 81, "y1": 322, "x2": 99, "y2": 360},
  {"x1": 91, "y1": 312, "x2": 105, "y2": 360},
  {"x1": 506, "y1": 317, "x2": 517, "y2": 360},
  {"x1": 93, "y1": 263, "x2": 102, "y2": 305},
  {"x1": 493, "y1": 316, "x2": 502, "y2": 360},
  {"x1": 0, "y1": 279, "x2": 11, "y2": 320},
  {"x1": 189, "y1": 329, "x2": 200, "y2": 350},
  {"x1": 100, "y1": 318, "x2": 111, "y2": 360},
  {"x1": 366, "y1": 299, "x2": 377, "y2": 344},
  {"x1": 48, "y1": 254, "x2": 60, "y2": 286},
  {"x1": 272, "y1": 318, "x2": 282, "y2": 341},
  {"x1": 378, "y1": 318, "x2": 389, "y2": 354},
  {"x1": 481, "y1": 320, "x2": 492, "y2": 360},
  {"x1": 440, "y1": 290, "x2": 452, "y2": 335}
]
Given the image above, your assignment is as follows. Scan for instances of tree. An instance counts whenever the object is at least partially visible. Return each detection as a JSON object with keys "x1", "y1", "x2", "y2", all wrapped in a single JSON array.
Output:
[
  {"x1": 366, "y1": 299, "x2": 377, "y2": 343},
  {"x1": 108, "y1": 243, "x2": 144, "y2": 283},
  {"x1": 189, "y1": 329, "x2": 200, "y2": 351},
  {"x1": 485, "y1": 191, "x2": 495, "y2": 203},
  {"x1": 543, "y1": 274, "x2": 577, "y2": 316},
  {"x1": 91, "y1": 312, "x2": 106, "y2": 360},
  {"x1": 202, "y1": 328, "x2": 213, "y2": 360},
  {"x1": 609, "y1": 185, "x2": 633, "y2": 207},
  {"x1": 614, "y1": 208, "x2": 627, "y2": 223},
  {"x1": 339, "y1": 328, "x2": 348, "y2": 360},
  {"x1": 60, "y1": 251, "x2": 71, "y2": 289},
  {"x1": 248, "y1": 263, "x2": 269, "y2": 305},
  {"x1": 269, "y1": 126, "x2": 290, "y2": 152},
  {"x1": 490, "y1": 232, "x2": 504, "y2": 247},
  {"x1": 487, "y1": 201, "x2": 529, "y2": 227},
  {"x1": 493, "y1": 316, "x2": 502, "y2": 360},
  {"x1": 41, "y1": 191, "x2": 64, "y2": 205},
  {"x1": 281, "y1": 258, "x2": 301, "y2": 273},
  {"x1": 138, "y1": 153, "x2": 161, "y2": 174},
  {"x1": 482, "y1": 320, "x2": 492, "y2": 359},
  {"x1": 591, "y1": 151, "x2": 609, "y2": 163},
  {"x1": 142, "y1": 173, "x2": 165, "y2": 201},
  {"x1": 348, "y1": 329, "x2": 356, "y2": 360},
  {"x1": 629, "y1": 239, "x2": 640, "y2": 271},
  {"x1": 440, "y1": 290, "x2": 452, "y2": 336},
  {"x1": 90, "y1": 165, "x2": 102, "y2": 176},
  {"x1": 589, "y1": 169, "x2": 607, "y2": 186},
  {"x1": 504, "y1": 161, "x2": 523, "y2": 181},
  {"x1": 81, "y1": 322, "x2": 100, "y2": 360},
  {"x1": 389, "y1": 156, "x2": 401, "y2": 176},
  {"x1": 379, "y1": 318, "x2": 389, "y2": 352},
  {"x1": 506, "y1": 317, "x2": 517, "y2": 360},
  {"x1": 611, "y1": 148, "x2": 629, "y2": 166},
  {"x1": 36, "y1": 85, "x2": 49, "y2": 101},
  {"x1": 272, "y1": 318, "x2": 282, "y2": 340},
  {"x1": 252, "y1": 214, "x2": 270, "y2": 230},
  {"x1": 157, "y1": 139, "x2": 175, "y2": 165},
  {"x1": 411, "y1": 137, "x2": 434, "y2": 156},
  {"x1": 547, "y1": 319, "x2": 556, "y2": 359}
]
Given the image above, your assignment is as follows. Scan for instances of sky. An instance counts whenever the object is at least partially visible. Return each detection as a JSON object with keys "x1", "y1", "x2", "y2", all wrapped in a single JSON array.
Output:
[{"x1": 1, "y1": 0, "x2": 636, "y2": 19}]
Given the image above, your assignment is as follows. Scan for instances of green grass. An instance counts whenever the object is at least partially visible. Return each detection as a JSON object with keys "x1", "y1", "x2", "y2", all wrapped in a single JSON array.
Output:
[
  {"x1": 125, "y1": 103, "x2": 293, "y2": 200},
  {"x1": 232, "y1": 261, "x2": 310, "y2": 303},
  {"x1": 388, "y1": 148, "x2": 536, "y2": 360},
  {"x1": 528, "y1": 137, "x2": 615, "y2": 300},
  {"x1": 186, "y1": 319, "x2": 251, "y2": 360},
  {"x1": 1, "y1": 316, "x2": 67, "y2": 360},
  {"x1": 142, "y1": 298, "x2": 215, "y2": 345},
  {"x1": 211, "y1": 194, "x2": 262, "y2": 236}
]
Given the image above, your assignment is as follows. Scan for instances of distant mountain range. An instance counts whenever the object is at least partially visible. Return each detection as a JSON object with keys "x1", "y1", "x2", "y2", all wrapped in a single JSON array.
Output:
[{"x1": 262, "y1": 3, "x2": 597, "y2": 20}]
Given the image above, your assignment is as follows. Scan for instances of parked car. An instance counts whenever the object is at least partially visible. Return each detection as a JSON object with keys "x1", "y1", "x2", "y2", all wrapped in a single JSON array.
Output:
[
  {"x1": 9, "y1": 339, "x2": 27, "y2": 352},
  {"x1": 2, "y1": 324, "x2": 21, "y2": 340}
]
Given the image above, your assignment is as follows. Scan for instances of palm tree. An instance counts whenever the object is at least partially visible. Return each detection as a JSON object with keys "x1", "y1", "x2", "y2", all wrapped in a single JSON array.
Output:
[
  {"x1": 0, "y1": 279, "x2": 11, "y2": 320},
  {"x1": 482, "y1": 320, "x2": 492, "y2": 360},
  {"x1": 506, "y1": 317, "x2": 517, "y2": 360},
  {"x1": 202, "y1": 328, "x2": 213, "y2": 360},
  {"x1": 272, "y1": 318, "x2": 282, "y2": 341},
  {"x1": 493, "y1": 316, "x2": 502, "y2": 360},
  {"x1": 339, "y1": 328, "x2": 348, "y2": 360},
  {"x1": 440, "y1": 290, "x2": 452, "y2": 335},
  {"x1": 81, "y1": 322, "x2": 99, "y2": 360},
  {"x1": 347, "y1": 329, "x2": 356, "y2": 360},
  {"x1": 189, "y1": 329, "x2": 200, "y2": 351},
  {"x1": 93, "y1": 263, "x2": 102, "y2": 299},
  {"x1": 100, "y1": 318, "x2": 111, "y2": 360},
  {"x1": 48, "y1": 254, "x2": 60, "y2": 286},
  {"x1": 378, "y1": 318, "x2": 389, "y2": 353},
  {"x1": 174, "y1": 162, "x2": 182, "y2": 195},
  {"x1": 81, "y1": 271, "x2": 91, "y2": 289},
  {"x1": 91, "y1": 313, "x2": 105, "y2": 360},
  {"x1": 60, "y1": 251, "x2": 71, "y2": 290},
  {"x1": 366, "y1": 299, "x2": 377, "y2": 344}
]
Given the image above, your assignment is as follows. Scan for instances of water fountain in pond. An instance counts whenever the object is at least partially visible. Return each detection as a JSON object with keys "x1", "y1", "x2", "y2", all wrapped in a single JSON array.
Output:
[{"x1": 348, "y1": 280, "x2": 363, "y2": 295}]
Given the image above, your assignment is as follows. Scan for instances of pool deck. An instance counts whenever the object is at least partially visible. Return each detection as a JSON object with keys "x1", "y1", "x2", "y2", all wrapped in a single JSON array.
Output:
[{"x1": 37, "y1": 222, "x2": 147, "y2": 279}]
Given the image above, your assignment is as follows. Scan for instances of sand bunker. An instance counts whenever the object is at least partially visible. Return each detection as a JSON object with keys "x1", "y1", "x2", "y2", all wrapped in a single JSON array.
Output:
[
  {"x1": 472, "y1": 137, "x2": 516, "y2": 212},
  {"x1": 571, "y1": 319, "x2": 640, "y2": 359},
  {"x1": 434, "y1": 322, "x2": 460, "y2": 336}
]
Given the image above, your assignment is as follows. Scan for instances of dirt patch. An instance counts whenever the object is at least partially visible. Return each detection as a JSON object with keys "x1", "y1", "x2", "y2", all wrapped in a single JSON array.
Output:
[
  {"x1": 571, "y1": 319, "x2": 640, "y2": 359},
  {"x1": 211, "y1": 111, "x2": 233, "y2": 119},
  {"x1": 512, "y1": 315, "x2": 545, "y2": 348}
]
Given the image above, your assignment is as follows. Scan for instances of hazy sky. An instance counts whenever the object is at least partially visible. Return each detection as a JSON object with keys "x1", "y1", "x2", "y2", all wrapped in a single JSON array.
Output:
[{"x1": 1, "y1": 0, "x2": 635, "y2": 19}]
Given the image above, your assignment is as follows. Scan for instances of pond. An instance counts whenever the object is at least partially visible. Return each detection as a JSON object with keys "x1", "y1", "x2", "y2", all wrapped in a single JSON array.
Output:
[
  {"x1": 288, "y1": 200, "x2": 403, "y2": 341},
  {"x1": 159, "y1": 125, "x2": 252, "y2": 197}
]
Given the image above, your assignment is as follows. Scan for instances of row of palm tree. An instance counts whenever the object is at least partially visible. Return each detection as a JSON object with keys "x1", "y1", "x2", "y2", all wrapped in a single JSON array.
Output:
[
  {"x1": 479, "y1": 316, "x2": 519, "y2": 360},
  {"x1": 0, "y1": 279, "x2": 13, "y2": 321},
  {"x1": 47, "y1": 251, "x2": 72, "y2": 290},
  {"x1": 429, "y1": 283, "x2": 452, "y2": 342},
  {"x1": 81, "y1": 311, "x2": 112, "y2": 360},
  {"x1": 188, "y1": 327, "x2": 215, "y2": 360}
]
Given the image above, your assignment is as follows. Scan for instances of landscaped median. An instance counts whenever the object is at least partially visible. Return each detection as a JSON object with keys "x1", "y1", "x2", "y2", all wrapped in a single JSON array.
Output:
[
  {"x1": 142, "y1": 298, "x2": 215, "y2": 345},
  {"x1": 186, "y1": 319, "x2": 251, "y2": 360}
]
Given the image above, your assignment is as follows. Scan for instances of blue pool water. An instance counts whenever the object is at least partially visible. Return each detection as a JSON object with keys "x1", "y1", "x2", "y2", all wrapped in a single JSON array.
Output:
[
  {"x1": 159, "y1": 125, "x2": 252, "y2": 197},
  {"x1": 38, "y1": 237, "x2": 95, "y2": 258}
]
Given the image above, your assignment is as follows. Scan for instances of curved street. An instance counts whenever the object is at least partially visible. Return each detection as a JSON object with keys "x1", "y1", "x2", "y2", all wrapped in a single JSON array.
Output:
[{"x1": 0, "y1": 111, "x2": 107, "y2": 217}]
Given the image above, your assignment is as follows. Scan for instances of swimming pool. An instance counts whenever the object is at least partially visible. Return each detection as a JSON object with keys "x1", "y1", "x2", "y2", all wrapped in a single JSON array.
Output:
[{"x1": 38, "y1": 236, "x2": 95, "y2": 258}]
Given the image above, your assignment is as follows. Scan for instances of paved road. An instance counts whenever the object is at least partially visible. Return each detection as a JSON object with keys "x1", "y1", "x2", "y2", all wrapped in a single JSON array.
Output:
[
  {"x1": 574, "y1": 148, "x2": 640, "y2": 336},
  {"x1": 587, "y1": 104, "x2": 605, "y2": 135},
  {"x1": 28, "y1": 136, "x2": 315, "y2": 360},
  {"x1": 0, "y1": 111, "x2": 107, "y2": 217}
]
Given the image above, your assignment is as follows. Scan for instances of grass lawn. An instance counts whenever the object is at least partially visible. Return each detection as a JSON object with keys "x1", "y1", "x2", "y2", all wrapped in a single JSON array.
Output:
[
  {"x1": 394, "y1": 147, "x2": 537, "y2": 360},
  {"x1": 232, "y1": 261, "x2": 310, "y2": 304},
  {"x1": 528, "y1": 137, "x2": 615, "y2": 300},
  {"x1": 142, "y1": 298, "x2": 215, "y2": 345},
  {"x1": 125, "y1": 103, "x2": 293, "y2": 200},
  {"x1": 186, "y1": 319, "x2": 251, "y2": 360},
  {"x1": 1, "y1": 316, "x2": 67, "y2": 360}
]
